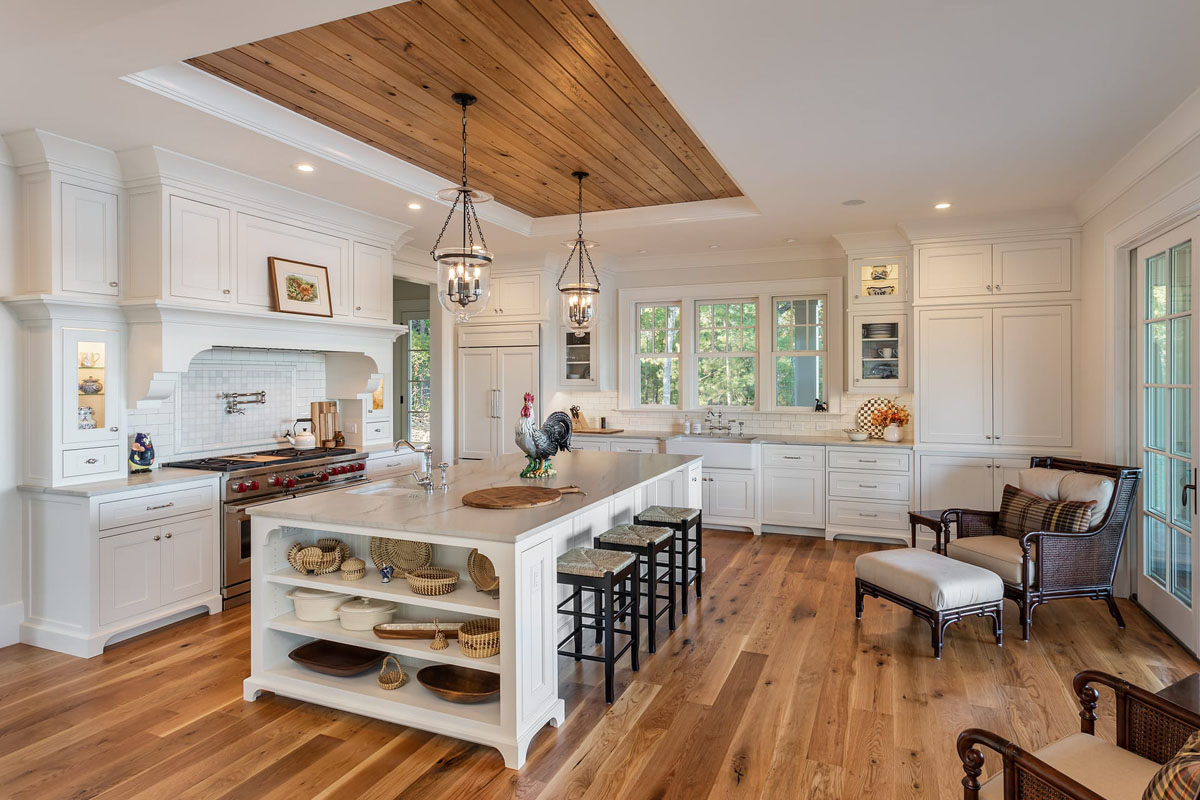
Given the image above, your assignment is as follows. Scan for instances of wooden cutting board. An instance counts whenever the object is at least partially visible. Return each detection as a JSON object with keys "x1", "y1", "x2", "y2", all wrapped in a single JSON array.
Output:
[{"x1": 462, "y1": 485, "x2": 584, "y2": 509}]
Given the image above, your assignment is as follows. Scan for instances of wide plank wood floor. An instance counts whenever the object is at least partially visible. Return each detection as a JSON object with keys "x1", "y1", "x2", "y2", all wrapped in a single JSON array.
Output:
[{"x1": 1, "y1": 532, "x2": 1196, "y2": 799}]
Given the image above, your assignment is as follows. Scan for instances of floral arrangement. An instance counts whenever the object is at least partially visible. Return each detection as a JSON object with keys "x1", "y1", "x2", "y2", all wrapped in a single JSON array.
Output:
[{"x1": 869, "y1": 401, "x2": 911, "y2": 429}]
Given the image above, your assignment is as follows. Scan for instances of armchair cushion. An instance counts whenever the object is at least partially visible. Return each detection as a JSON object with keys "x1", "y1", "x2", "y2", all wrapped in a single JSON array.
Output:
[
  {"x1": 1143, "y1": 730, "x2": 1200, "y2": 800},
  {"x1": 977, "y1": 733, "x2": 1159, "y2": 800},
  {"x1": 1019, "y1": 467, "x2": 1115, "y2": 527},
  {"x1": 998, "y1": 484, "x2": 1095, "y2": 539},
  {"x1": 946, "y1": 534, "x2": 1032, "y2": 586}
]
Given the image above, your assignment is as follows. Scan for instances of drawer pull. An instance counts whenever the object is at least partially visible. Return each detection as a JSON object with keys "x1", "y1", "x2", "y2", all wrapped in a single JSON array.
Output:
[
  {"x1": 85, "y1": 458, "x2": 99, "y2": 464},
  {"x1": 858, "y1": 458, "x2": 877, "y2": 463},
  {"x1": 858, "y1": 512, "x2": 879, "y2": 518},
  {"x1": 145, "y1": 501, "x2": 175, "y2": 511},
  {"x1": 858, "y1": 484, "x2": 877, "y2": 489},
  {"x1": 782, "y1": 456, "x2": 807, "y2": 461}
]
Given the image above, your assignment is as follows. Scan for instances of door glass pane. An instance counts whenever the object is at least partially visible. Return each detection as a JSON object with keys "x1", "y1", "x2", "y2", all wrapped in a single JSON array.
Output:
[
  {"x1": 76, "y1": 340, "x2": 106, "y2": 430},
  {"x1": 1174, "y1": 388, "x2": 1193, "y2": 458},
  {"x1": 1146, "y1": 452, "x2": 1168, "y2": 519},
  {"x1": 1147, "y1": 387, "x2": 1168, "y2": 450},
  {"x1": 1173, "y1": 458, "x2": 1193, "y2": 532},
  {"x1": 1173, "y1": 317, "x2": 1192, "y2": 383},
  {"x1": 1173, "y1": 530, "x2": 1193, "y2": 607},
  {"x1": 1148, "y1": 321, "x2": 1168, "y2": 383},
  {"x1": 1148, "y1": 252, "x2": 1168, "y2": 318},
  {"x1": 1172, "y1": 242, "x2": 1192, "y2": 314},
  {"x1": 1147, "y1": 516, "x2": 1168, "y2": 587}
]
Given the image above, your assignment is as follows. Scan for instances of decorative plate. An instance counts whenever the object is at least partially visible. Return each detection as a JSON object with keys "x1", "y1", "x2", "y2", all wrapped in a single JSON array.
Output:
[
  {"x1": 855, "y1": 396, "x2": 892, "y2": 439},
  {"x1": 369, "y1": 537, "x2": 433, "y2": 576}
]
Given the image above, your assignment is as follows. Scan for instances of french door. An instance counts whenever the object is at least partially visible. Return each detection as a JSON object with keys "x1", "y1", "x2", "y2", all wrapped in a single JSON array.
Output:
[{"x1": 1136, "y1": 217, "x2": 1200, "y2": 652}]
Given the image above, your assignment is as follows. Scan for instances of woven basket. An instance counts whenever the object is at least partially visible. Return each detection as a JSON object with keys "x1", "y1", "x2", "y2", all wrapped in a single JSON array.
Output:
[
  {"x1": 459, "y1": 617, "x2": 500, "y2": 659},
  {"x1": 287, "y1": 539, "x2": 347, "y2": 575},
  {"x1": 340, "y1": 557, "x2": 366, "y2": 581},
  {"x1": 370, "y1": 537, "x2": 433, "y2": 576},
  {"x1": 377, "y1": 655, "x2": 408, "y2": 690},
  {"x1": 405, "y1": 567, "x2": 459, "y2": 596},
  {"x1": 467, "y1": 549, "x2": 499, "y2": 594}
]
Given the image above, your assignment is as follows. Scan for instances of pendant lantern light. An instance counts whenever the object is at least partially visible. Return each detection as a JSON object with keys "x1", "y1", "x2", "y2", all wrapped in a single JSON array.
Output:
[
  {"x1": 556, "y1": 171, "x2": 601, "y2": 337},
  {"x1": 432, "y1": 93, "x2": 493, "y2": 323}
]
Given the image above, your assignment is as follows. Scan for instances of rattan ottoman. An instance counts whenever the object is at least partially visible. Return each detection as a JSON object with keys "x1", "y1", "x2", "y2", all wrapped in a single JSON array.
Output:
[{"x1": 854, "y1": 547, "x2": 1004, "y2": 659}]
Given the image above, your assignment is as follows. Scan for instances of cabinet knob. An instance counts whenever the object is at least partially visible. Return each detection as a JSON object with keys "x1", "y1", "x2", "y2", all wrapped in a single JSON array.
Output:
[
  {"x1": 110, "y1": 426, "x2": 119, "y2": 432},
  {"x1": 109, "y1": 281, "x2": 118, "y2": 288},
  {"x1": 223, "y1": 289, "x2": 231, "y2": 294},
  {"x1": 165, "y1": 532, "x2": 172, "y2": 539},
  {"x1": 355, "y1": 306, "x2": 362, "y2": 310},
  {"x1": 994, "y1": 285, "x2": 1001, "y2": 292},
  {"x1": 994, "y1": 436, "x2": 1001, "y2": 441},
  {"x1": 985, "y1": 435, "x2": 992, "y2": 440},
  {"x1": 152, "y1": 535, "x2": 161, "y2": 541},
  {"x1": 986, "y1": 284, "x2": 993, "y2": 291}
]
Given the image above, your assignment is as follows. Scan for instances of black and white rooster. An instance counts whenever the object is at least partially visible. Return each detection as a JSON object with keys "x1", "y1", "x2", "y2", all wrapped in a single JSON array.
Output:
[{"x1": 515, "y1": 392, "x2": 573, "y2": 478}]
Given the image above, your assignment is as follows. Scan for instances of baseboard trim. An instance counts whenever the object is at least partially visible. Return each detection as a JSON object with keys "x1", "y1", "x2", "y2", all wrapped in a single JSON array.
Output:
[{"x1": 0, "y1": 600, "x2": 25, "y2": 648}]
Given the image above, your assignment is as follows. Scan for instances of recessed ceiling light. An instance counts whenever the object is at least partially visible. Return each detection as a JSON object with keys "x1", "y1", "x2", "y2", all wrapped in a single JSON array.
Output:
[
  {"x1": 709, "y1": 244, "x2": 719, "y2": 249},
  {"x1": 934, "y1": 202, "x2": 952, "y2": 210},
  {"x1": 295, "y1": 163, "x2": 315, "y2": 173},
  {"x1": 637, "y1": 249, "x2": 648, "y2": 254},
  {"x1": 842, "y1": 199, "x2": 865, "y2": 206},
  {"x1": 785, "y1": 238, "x2": 797, "y2": 244},
  {"x1": 408, "y1": 202, "x2": 422, "y2": 210}
]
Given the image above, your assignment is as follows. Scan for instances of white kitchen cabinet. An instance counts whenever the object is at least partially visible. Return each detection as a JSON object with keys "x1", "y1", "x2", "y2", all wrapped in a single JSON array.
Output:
[
  {"x1": 479, "y1": 272, "x2": 543, "y2": 320},
  {"x1": 365, "y1": 448, "x2": 423, "y2": 480},
  {"x1": 850, "y1": 312, "x2": 907, "y2": 392},
  {"x1": 824, "y1": 446, "x2": 912, "y2": 543},
  {"x1": 352, "y1": 242, "x2": 392, "y2": 321},
  {"x1": 456, "y1": 345, "x2": 540, "y2": 460},
  {"x1": 703, "y1": 469, "x2": 756, "y2": 521},
  {"x1": 169, "y1": 195, "x2": 232, "y2": 303},
  {"x1": 993, "y1": 457, "x2": 1030, "y2": 509},
  {"x1": 761, "y1": 467, "x2": 825, "y2": 528},
  {"x1": 569, "y1": 439, "x2": 610, "y2": 452},
  {"x1": 991, "y1": 238, "x2": 1072, "y2": 296},
  {"x1": 98, "y1": 527, "x2": 162, "y2": 626},
  {"x1": 650, "y1": 468, "x2": 687, "y2": 508},
  {"x1": 237, "y1": 213, "x2": 350, "y2": 315},
  {"x1": 918, "y1": 308, "x2": 993, "y2": 445},
  {"x1": 917, "y1": 244, "x2": 992, "y2": 300},
  {"x1": 992, "y1": 306, "x2": 1072, "y2": 447},
  {"x1": 561, "y1": 329, "x2": 596, "y2": 388},
  {"x1": 917, "y1": 453, "x2": 1032, "y2": 511},
  {"x1": 61, "y1": 183, "x2": 120, "y2": 296},
  {"x1": 160, "y1": 516, "x2": 216, "y2": 605},
  {"x1": 915, "y1": 235, "x2": 1077, "y2": 306},
  {"x1": 63, "y1": 326, "x2": 122, "y2": 448},
  {"x1": 608, "y1": 440, "x2": 659, "y2": 454},
  {"x1": 848, "y1": 253, "x2": 908, "y2": 307}
]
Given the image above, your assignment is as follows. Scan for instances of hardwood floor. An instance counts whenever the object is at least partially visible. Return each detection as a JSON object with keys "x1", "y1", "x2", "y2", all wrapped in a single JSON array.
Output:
[{"x1": 1, "y1": 531, "x2": 1196, "y2": 799}]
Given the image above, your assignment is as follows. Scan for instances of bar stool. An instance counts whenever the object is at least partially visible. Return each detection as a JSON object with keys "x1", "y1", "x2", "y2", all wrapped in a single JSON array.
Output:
[
  {"x1": 634, "y1": 505, "x2": 702, "y2": 615},
  {"x1": 593, "y1": 524, "x2": 676, "y2": 654},
  {"x1": 556, "y1": 547, "x2": 640, "y2": 704}
]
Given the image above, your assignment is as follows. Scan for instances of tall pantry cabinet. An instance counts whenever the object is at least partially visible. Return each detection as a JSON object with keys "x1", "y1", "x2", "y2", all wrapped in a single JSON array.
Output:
[{"x1": 456, "y1": 324, "x2": 541, "y2": 460}]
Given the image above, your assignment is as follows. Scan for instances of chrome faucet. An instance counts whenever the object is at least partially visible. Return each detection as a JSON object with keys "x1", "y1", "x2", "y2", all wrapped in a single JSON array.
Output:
[
  {"x1": 437, "y1": 462, "x2": 450, "y2": 492},
  {"x1": 705, "y1": 408, "x2": 737, "y2": 436},
  {"x1": 394, "y1": 438, "x2": 414, "y2": 453},
  {"x1": 411, "y1": 445, "x2": 435, "y2": 494}
]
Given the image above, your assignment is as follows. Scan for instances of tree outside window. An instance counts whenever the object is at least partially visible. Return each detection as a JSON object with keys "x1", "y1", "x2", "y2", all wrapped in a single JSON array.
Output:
[
  {"x1": 637, "y1": 303, "x2": 680, "y2": 405},
  {"x1": 774, "y1": 297, "x2": 825, "y2": 407},
  {"x1": 406, "y1": 318, "x2": 431, "y2": 444},
  {"x1": 696, "y1": 300, "x2": 756, "y2": 407}
]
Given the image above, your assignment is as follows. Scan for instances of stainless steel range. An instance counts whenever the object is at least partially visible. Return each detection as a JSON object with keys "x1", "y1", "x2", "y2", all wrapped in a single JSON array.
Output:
[{"x1": 165, "y1": 447, "x2": 368, "y2": 607}]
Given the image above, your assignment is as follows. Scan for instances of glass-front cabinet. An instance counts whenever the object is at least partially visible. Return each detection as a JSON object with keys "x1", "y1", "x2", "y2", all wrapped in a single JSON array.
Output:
[
  {"x1": 849, "y1": 254, "x2": 908, "y2": 306},
  {"x1": 63, "y1": 327, "x2": 121, "y2": 445},
  {"x1": 849, "y1": 312, "x2": 908, "y2": 392},
  {"x1": 561, "y1": 329, "x2": 595, "y2": 388}
]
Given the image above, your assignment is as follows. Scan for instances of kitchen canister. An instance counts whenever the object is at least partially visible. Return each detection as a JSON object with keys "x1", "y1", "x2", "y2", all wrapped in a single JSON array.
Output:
[
  {"x1": 337, "y1": 597, "x2": 397, "y2": 630},
  {"x1": 286, "y1": 587, "x2": 348, "y2": 621}
]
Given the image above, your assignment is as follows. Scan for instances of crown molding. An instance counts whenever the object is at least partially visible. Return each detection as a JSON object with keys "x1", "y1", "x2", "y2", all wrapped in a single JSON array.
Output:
[
  {"x1": 528, "y1": 196, "x2": 760, "y2": 237},
  {"x1": 899, "y1": 207, "x2": 1080, "y2": 244},
  {"x1": 612, "y1": 241, "x2": 842, "y2": 273},
  {"x1": 832, "y1": 230, "x2": 910, "y2": 256},
  {"x1": 3, "y1": 129, "x2": 123, "y2": 183}
]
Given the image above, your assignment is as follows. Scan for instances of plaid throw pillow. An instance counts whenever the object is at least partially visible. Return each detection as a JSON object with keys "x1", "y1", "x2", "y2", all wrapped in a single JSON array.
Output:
[
  {"x1": 1143, "y1": 730, "x2": 1200, "y2": 800},
  {"x1": 997, "y1": 484, "x2": 1095, "y2": 539}
]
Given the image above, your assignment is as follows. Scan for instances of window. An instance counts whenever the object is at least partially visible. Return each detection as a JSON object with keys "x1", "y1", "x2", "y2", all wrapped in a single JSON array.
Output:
[
  {"x1": 637, "y1": 303, "x2": 681, "y2": 405},
  {"x1": 696, "y1": 300, "x2": 756, "y2": 407},
  {"x1": 774, "y1": 297, "x2": 826, "y2": 407},
  {"x1": 405, "y1": 317, "x2": 431, "y2": 444}
]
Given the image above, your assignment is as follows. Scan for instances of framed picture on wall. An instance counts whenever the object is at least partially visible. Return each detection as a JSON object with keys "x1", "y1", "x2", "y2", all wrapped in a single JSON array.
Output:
[{"x1": 268, "y1": 257, "x2": 333, "y2": 317}]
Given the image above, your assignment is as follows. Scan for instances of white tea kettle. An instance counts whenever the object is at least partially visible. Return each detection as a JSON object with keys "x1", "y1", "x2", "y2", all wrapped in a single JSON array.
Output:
[{"x1": 286, "y1": 419, "x2": 317, "y2": 449}]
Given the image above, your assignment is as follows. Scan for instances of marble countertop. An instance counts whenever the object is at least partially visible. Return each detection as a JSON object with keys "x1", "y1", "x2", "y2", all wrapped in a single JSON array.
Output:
[
  {"x1": 251, "y1": 450, "x2": 699, "y2": 542},
  {"x1": 572, "y1": 429, "x2": 913, "y2": 448},
  {"x1": 20, "y1": 468, "x2": 220, "y2": 497},
  {"x1": 571, "y1": 430, "x2": 673, "y2": 440}
]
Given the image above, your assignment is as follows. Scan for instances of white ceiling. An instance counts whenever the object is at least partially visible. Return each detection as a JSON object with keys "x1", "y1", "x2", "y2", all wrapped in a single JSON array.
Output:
[{"x1": 3, "y1": 0, "x2": 1200, "y2": 262}]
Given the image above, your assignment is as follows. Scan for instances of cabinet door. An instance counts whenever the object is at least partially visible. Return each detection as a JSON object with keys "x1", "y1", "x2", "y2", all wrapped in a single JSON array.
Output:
[
  {"x1": 992, "y1": 306, "x2": 1072, "y2": 447},
  {"x1": 851, "y1": 312, "x2": 906, "y2": 391},
  {"x1": 63, "y1": 327, "x2": 121, "y2": 447},
  {"x1": 237, "y1": 214, "x2": 350, "y2": 314},
  {"x1": 352, "y1": 242, "x2": 391, "y2": 320},
  {"x1": 497, "y1": 346, "x2": 540, "y2": 456},
  {"x1": 457, "y1": 348, "x2": 497, "y2": 460},
  {"x1": 918, "y1": 455, "x2": 995, "y2": 511},
  {"x1": 489, "y1": 274, "x2": 543, "y2": 318},
  {"x1": 651, "y1": 470, "x2": 686, "y2": 507},
  {"x1": 761, "y1": 467, "x2": 825, "y2": 527},
  {"x1": 99, "y1": 528, "x2": 162, "y2": 626},
  {"x1": 917, "y1": 244, "x2": 992, "y2": 299},
  {"x1": 705, "y1": 470, "x2": 756, "y2": 519},
  {"x1": 61, "y1": 183, "x2": 119, "y2": 295},
  {"x1": 169, "y1": 195, "x2": 232, "y2": 303},
  {"x1": 918, "y1": 308, "x2": 993, "y2": 444},
  {"x1": 993, "y1": 457, "x2": 1030, "y2": 509},
  {"x1": 516, "y1": 538, "x2": 557, "y2": 728},
  {"x1": 849, "y1": 255, "x2": 908, "y2": 305},
  {"x1": 992, "y1": 238, "x2": 1071, "y2": 296},
  {"x1": 160, "y1": 516, "x2": 214, "y2": 605}
]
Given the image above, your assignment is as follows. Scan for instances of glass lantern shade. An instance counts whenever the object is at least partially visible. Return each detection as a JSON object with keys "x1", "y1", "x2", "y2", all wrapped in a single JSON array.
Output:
[
  {"x1": 560, "y1": 281, "x2": 599, "y2": 336},
  {"x1": 436, "y1": 246, "x2": 491, "y2": 323}
]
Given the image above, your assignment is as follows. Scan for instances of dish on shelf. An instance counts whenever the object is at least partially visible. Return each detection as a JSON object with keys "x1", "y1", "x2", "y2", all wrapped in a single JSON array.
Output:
[
  {"x1": 369, "y1": 537, "x2": 433, "y2": 576},
  {"x1": 467, "y1": 549, "x2": 499, "y2": 594},
  {"x1": 287, "y1": 587, "x2": 349, "y2": 621},
  {"x1": 417, "y1": 664, "x2": 500, "y2": 703},
  {"x1": 373, "y1": 621, "x2": 462, "y2": 640},
  {"x1": 336, "y1": 597, "x2": 396, "y2": 630},
  {"x1": 288, "y1": 640, "x2": 385, "y2": 676}
]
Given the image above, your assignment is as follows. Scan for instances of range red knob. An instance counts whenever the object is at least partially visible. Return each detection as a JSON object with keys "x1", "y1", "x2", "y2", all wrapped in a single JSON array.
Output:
[
  {"x1": 356, "y1": 462, "x2": 366, "y2": 471},
  {"x1": 268, "y1": 476, "x2": 281, "y2": 487},
  {"x1": 317, "y1": 472, "x2": 330, "y2": 483},
  {"x1": 334, "y1": 465, "x2": 345, "y2": 475},
  {"x1": 247, "y1": 479, "x2": 260, "y2": 490},
  {"x1": 284, "y1": 478, "x2": 296, "y2": 489},
  {"x1": 234, "y1": 482, "x2": 248, "y2": 493}
]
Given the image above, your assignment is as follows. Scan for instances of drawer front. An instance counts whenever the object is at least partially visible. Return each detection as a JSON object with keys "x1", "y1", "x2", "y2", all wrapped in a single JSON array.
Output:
[
  {"x1": 826, "y1": 448, "x2": 912, "y2": 473},
  {"x1": 570, "y1": 439, "x2": 610, "y2": 452},
  {"x1": 363, "y1": 420, "x2": 391, "y2": 444},
  {"x1": 99, "y1": 484, "x2": 215, "y2": 531},
  {"x1": 367, "y1": 452, "x2": 422, "y2": 478},
  {"x1": 610, "y1": 440, "x2": 659, "y2": 454},
  {"x1": 63, "y1": 446, "x2": 121, "y2": 478},
  {"x1": 827, "y1": 499, "x2": 910, "y2": 531},
  {"x1": 828, "y1": 470, "x2": 911, "y2": 502},
  {"x1": 761, "y1": 445, "x2": 826, "y2": 469}
]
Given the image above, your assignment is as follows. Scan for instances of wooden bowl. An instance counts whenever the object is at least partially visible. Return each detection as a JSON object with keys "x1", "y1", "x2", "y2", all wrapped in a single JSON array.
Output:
[
  {"x1": 416, "y1": 664, "x2": 500, "y2": 704},
  {"x1": 288, "y1": 640, "x2": 384, "y2": 677}
]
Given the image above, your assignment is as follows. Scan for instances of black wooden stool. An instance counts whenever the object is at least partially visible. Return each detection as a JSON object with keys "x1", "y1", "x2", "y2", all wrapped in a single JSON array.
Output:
[
  {"x1": 556, "y1": 547, "x2": 640, "y2": 703},
  {"x1": 594, "y1": 524, "x2": 676, "y2": 654},
  {"x1": 634, "y1": 506, "x2": 702, "y2": 615}
]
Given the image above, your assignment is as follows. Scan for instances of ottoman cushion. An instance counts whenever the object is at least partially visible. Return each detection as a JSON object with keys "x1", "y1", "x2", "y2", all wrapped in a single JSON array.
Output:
[{"x1": 855, "y1": 548, "x2": 1003, "y2": 611}]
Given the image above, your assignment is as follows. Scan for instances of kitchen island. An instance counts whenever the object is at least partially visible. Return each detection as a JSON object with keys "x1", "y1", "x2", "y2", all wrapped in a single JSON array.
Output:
[{"x1": 244, "y1": 450, "x2": 702, "y2": 768}]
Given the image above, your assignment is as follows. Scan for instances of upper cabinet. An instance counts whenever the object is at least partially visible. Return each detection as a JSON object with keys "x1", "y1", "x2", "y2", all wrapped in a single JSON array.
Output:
[
  {"x1": 352, "y1": 242, "x2": 392, "y2": 321},
  {"x1": 914, "y1": 234, "x2": 1078, "y2": 306},
  {"x1": 849, "y1": 312, "x2": 908, "y2": 392},
  {"x1": 848, "y1": 253, "x2": 908, "y2": 307},
  {"x1": 61, "y1": 183, "x2": 120, "y2": 296},
  {"x1": 237, "y1": 213, "x2": 350, "y2": 315},
  {"x1": 472, "y1": 272, "x2": 544, "y2": 321},
  {"x1": 168, "y1": 195, "x2": 232, "y2": 303}
]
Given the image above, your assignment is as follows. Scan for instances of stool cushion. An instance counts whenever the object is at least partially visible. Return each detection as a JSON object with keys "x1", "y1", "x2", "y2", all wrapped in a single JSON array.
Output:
[
  {"x1": 558, "y1": 547, "x2": 635, "y2": 578},
  {"x1": 946, "y1": 535, "x2": 1033, "y2": 587},
  {"x1": 855, "y1": 548, "x2": 1003, "y2": 610},
  {"x1": 598, "y1": 524, "x2": 674, "y2": 547},
  {"x1": 638, "y1": 505, "x2": 700, "y2": 524}
]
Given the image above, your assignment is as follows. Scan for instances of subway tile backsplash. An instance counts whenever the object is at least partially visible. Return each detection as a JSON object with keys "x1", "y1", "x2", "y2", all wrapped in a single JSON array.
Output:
[{"x1": 125, "y1": 348, "x2": 327, "y2": 461}]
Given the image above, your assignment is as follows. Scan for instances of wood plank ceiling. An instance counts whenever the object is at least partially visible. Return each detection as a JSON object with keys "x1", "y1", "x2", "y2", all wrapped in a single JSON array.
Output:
[{"x1": 187, "y1": 0, "x2": 742, "y2": 218}]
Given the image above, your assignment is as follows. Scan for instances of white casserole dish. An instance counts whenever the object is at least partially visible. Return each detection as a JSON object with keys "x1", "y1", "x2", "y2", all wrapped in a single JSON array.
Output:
[
  {"x1": 287, "y1": 587, "x2": 348, "y2": 621},
  {"x1": 337, "y1": 596, "x2": 397, "y2": 630}
]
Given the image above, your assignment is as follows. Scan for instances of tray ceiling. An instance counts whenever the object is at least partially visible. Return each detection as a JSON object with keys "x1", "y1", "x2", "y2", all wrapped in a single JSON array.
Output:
[{"x1": 187, "y1": 0, "x2": 742, "y2": 218}]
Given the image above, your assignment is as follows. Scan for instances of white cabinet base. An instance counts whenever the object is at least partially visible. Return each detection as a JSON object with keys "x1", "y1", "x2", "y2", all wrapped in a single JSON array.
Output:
[{"x1": 20, "y1": 595, "x2": 221, "y2": 659}]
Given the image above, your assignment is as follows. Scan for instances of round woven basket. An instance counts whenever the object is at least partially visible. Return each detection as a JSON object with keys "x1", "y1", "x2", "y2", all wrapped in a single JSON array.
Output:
[
  {"x1": 459, "y1": 617, "x2": 500, "y2": 659},
  {"x1": 405, "y1": 567, "x2": 459, "y2": 596},
  {"x1": 467, "y1": 549, "x2": 499, "y2": 594},
  {"x1": 340, "y1": 557, "x2": 366, "y2": 581},
  {"x1": 370, "y1": 537, "x2": 433, "y2": 576},
  {"x1": 377, "y1": 655, "x2": 408, "y2": 690}
]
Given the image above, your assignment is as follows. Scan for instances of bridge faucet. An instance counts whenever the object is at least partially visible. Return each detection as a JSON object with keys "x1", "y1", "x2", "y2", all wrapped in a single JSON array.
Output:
[{"x1": 411, "y1": 445, "x2": 435, "y2": 494}]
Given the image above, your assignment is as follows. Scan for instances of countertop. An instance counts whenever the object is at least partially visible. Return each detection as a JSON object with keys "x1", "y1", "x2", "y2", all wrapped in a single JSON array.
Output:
[
  {"x1": 251, "y1": 450, "x2": 699, "y2": 542},
  {"x1": 571, "y1": 429, "x2": 673, "y2": 440},
  {"x1": 572, "y1": 430, "x2": 913, "y2": 448},
  {"x1": 19, "y1": 467, "x2": 220, "y2": 497}
]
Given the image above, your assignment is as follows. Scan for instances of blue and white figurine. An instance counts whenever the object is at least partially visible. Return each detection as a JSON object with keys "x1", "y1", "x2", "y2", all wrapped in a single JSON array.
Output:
[
  {"x1": 129, "y1": 432, "x2": 155, "y2": 474},
  {"x1": 379, "y1": 564, "x2": 395, "y2": 584}
]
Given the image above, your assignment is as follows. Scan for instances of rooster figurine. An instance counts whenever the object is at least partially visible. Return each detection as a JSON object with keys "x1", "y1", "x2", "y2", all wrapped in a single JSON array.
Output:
[{"x1": 515, "y1": 393, "x2": 573, "y2": 478}]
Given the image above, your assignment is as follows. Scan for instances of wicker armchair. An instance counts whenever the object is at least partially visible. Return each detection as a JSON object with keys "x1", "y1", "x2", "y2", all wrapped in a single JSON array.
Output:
[
  {"x1": 958, "y1": 670, "x2": 1200, "y2": 799},
  {"x1": 941, "y1": 457, "x2": 1141, "y2": 640}
]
